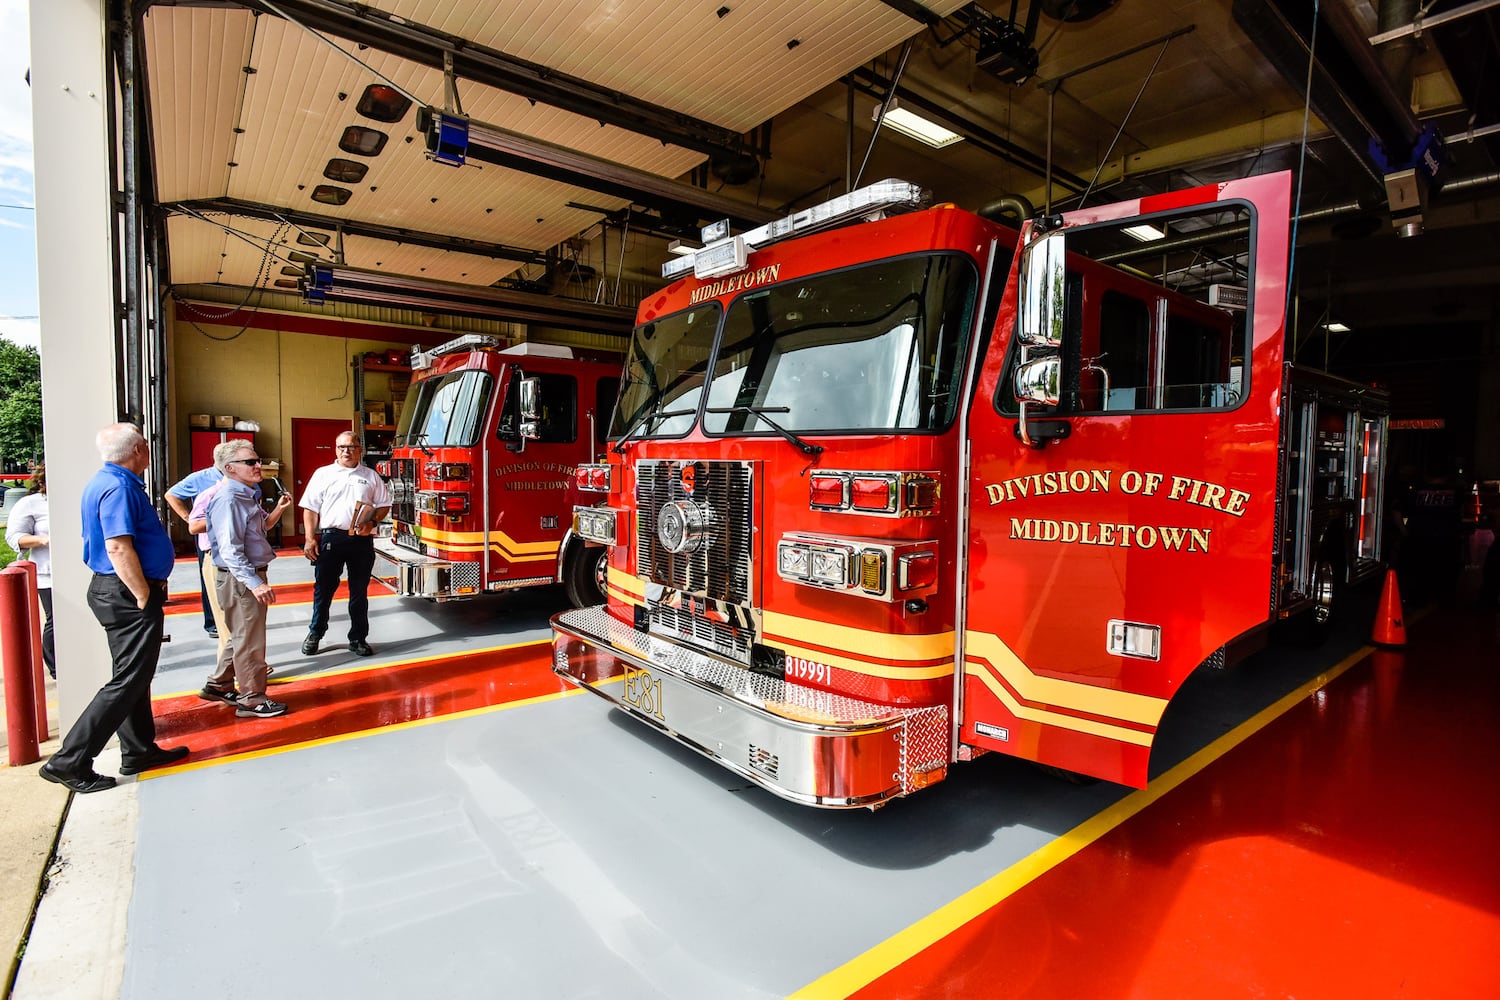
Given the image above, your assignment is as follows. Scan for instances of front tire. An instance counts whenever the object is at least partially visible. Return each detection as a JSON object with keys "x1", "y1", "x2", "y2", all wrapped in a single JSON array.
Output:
[{"x1": 563, "y1": 544, "x2": 607, "y2": 608}]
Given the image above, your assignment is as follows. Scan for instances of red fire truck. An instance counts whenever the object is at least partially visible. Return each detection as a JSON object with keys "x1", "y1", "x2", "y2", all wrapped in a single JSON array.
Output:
[
  {"x1": 373, "y1": 337, "x2": 620, "y2": 606},
  {"x1": 551, "y1": 173, "x2": 1390, "y2": 808}
]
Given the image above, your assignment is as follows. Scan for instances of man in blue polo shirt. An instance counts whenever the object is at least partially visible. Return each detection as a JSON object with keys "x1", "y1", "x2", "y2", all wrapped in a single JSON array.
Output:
[{"x1": 39, "y1": 423, "x2": 191, "y2": 793}]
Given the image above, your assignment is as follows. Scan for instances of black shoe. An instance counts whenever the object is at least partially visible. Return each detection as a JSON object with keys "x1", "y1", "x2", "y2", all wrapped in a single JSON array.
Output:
[
  {"x1": 205, "y1": 625, "x2": 219, "y2": 639},
  {"x1": 235, "y1": 698, "x2": 288, "y2": 719},
  {"x1": 348, "y1": 639, "x2": 374, "y2": 657},
  {"x1": 39, "y1": 762, "x2": 116, "y2": 794},
  {"x1": 198, "y1": 685, "x2": 239, "y2": 706},
  {"x1": 119, "y1": 745, "x2": 190, "y2": 776},
  {"x1": 301, "y1": 634, "x2": 321, "y2": 655}
]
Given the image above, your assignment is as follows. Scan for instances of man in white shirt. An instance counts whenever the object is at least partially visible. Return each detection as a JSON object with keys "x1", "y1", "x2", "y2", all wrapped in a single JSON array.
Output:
[{"x1": 298, "y1": 431, "x2": 391, "y2": 656}]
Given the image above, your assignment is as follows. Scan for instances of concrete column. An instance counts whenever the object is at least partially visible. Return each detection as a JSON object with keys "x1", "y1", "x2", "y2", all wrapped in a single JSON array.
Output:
[{"x1": 29, "y1": 0, "x2": 122, "y2": 732}]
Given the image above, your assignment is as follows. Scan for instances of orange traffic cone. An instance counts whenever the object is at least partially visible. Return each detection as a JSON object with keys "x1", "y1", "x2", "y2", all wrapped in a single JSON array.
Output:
[{"x1": 1371, "y1": 568, "x2": 1406, "y2": 647}]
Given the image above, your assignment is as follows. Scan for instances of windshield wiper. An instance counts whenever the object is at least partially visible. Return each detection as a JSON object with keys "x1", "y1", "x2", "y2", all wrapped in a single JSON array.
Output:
[
  {"x1": 611, "y1": 407, "x2": 696, "y2": 454},
  {"x1": 406, "y1": 431, "x2": 435, "y2": 458},
  {"x1": 705, "y1": 406, "x2": 823, "y2": 457}
]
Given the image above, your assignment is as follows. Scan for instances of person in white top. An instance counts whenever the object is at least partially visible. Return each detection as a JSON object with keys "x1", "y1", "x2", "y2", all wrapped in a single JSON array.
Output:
[
  {"x1": 5, "y1": 464, "x2": 54, "y2": 677},
  {"x1": 298, "y1": 430, "x2": 391, "y2": 656}
]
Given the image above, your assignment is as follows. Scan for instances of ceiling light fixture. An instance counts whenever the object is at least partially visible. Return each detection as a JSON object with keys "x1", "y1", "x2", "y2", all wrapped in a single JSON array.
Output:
[
  {"x1": 1123, "y1": 223, "x2": 1166, "y2": 242},
  {"x1": 874, "y1": 99, "x2": 964, "y2": 149},
  {"x1": 1325, "y1": 321, "x2": 1350, "y2": 333}
]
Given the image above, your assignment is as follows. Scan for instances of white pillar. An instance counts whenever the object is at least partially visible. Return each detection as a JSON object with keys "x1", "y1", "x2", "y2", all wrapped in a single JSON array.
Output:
[{"x1": 29, "y1": 0, "x2": 122, "y2": 732}]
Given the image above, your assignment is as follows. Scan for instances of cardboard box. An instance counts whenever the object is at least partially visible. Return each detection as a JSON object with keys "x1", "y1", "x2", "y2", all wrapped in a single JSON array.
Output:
[
  {"x1": 365, "y1": 405, "x2": 387, "y2": 426},
  {"x1": 188, "y1": 413, "x2": 211, "y2": 428},
  {"x1": 214, "y1": 415, "x2": 236, "y2": 429}
]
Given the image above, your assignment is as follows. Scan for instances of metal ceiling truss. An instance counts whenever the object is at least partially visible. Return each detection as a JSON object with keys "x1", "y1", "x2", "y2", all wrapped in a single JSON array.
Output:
[
  {"x1": 417, "y1": 109, "x2": 779, "y2": 231},
  {"x1": 215, "y1": 0, "x2": 764, "y2": 166},
  {"x1": 163, "y1": 197, "x2": 551, "y2": 266},
  {"x1": 305, "y1": 262, "x2": 635, "y2": 336}
]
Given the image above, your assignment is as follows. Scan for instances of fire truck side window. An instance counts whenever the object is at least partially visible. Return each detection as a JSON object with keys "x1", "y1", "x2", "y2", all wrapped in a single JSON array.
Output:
[
  {"x1": 1000, "y1": 201, "x2": 1253, "y2": 417},
  {"x1": 499, "y1": 372, "x2": 578, "y2": 443}
]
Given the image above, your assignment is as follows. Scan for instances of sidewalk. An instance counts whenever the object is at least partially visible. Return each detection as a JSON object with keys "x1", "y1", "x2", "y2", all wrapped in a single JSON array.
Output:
[{"x1": 0, "y1": 673, "x2": 68, "y2": 997}]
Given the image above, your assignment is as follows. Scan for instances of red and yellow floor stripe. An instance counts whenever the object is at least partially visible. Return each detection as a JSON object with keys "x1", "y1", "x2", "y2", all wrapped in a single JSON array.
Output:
[{"x1": 145, "y1": 639, "x2": 583, "y2": 777}]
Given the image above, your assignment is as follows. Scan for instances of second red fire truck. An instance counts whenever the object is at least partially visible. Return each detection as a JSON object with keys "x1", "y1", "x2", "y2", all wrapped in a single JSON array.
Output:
[
  {"x1": 374, "y1": 337, "x2": 620, "y2": 606},
  {"x1": 550, "y1": 172, "x2": 1390, "y2": 808}
]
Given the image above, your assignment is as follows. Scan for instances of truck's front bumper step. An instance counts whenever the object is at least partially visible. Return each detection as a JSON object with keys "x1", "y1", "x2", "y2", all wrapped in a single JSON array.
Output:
[
  {"x1": 372, "y1": 537, "x2": 481, "y2": 600},
  {"x1": 551, "y1": 606, "x2": 949, "y2": 809}
]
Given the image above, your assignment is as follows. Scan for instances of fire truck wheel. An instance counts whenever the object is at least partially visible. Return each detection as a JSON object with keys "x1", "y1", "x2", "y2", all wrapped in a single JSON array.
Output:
[{"x1": 563, "y1": 545, "x2": 607, "y2": 608}]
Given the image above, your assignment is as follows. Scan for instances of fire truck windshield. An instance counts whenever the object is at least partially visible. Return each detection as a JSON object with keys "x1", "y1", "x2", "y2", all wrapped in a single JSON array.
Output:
[
  {"x1": 396, "y1": 369, "x2": 493, "y2": 448},
  {"x1": 610, "y1": 302, "x2": 721, "y2": 440},
  {"x1": 703, "y1": 253, "x2": 978, "y2": 434}
]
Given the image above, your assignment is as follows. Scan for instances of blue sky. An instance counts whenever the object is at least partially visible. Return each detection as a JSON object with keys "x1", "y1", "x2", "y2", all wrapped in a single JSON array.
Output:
[{"x1": 0, "y1": 0, "x2": 37, "y2": 351}]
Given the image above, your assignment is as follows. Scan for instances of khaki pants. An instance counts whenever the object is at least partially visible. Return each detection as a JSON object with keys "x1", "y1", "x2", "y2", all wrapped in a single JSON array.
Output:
[
  {"x1": 202, "y1": 558, "x2": 228, "y2": 659},
  {"x1": 208, "y1": 568, "x2": 271, "y2": 703}
]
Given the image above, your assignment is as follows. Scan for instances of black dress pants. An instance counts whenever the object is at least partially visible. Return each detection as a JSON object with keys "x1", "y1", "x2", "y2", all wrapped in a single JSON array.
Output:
[
  {"x1": 51, "y1": 574, "x2": 166, "y2": 774},
  {"x1": 308, "y1": 529, "x2": 376, "y2": 642}
]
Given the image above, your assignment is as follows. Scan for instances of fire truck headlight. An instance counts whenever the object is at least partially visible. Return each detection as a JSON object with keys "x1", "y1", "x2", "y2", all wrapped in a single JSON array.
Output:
[
  {"x1": 574, "y1": 508, "x2": 619, "y2": 545},
  {"x1": 778, "y1": 542, "x2": 810, "y2": 579},
  {"x1": 810, "y1": 549, "x2": 849, "y2": 586}
]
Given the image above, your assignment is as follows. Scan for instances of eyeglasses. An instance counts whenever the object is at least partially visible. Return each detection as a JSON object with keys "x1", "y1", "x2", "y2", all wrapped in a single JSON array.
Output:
[
  {"x1": 336, "y1": 444, "x2": 361, "y2": 451},
  {"x1": 228, "y1": 458, "x2": 263, "y2": 466}
]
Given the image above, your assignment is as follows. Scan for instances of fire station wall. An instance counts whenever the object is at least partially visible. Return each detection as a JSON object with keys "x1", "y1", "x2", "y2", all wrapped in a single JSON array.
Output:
[{"x1": 168, "y1": 316, "x2": 412, "y2": 531}]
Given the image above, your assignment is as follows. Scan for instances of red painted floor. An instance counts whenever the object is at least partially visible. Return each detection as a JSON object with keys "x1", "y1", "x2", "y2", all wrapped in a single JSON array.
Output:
[
  {"x1": 853, "y1": 609, "x2": 1500, "y2": 999},
  {"x1": 165, "y1": 581, "x2": 326, "y2": 614},
  {"x1": 150, "y1": 640, "x2": 569, "y2": 765}
]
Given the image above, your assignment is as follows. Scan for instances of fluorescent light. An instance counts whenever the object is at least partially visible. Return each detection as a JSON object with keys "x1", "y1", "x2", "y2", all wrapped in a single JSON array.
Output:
[
  {"x1": 1123, "y1": 224, "x2": 1165, "y2": 242},
  {"x1": 1325, "y1": 321, "x2": 1350, "y2": 333},
  {"x1": 875, "y1": 99, "x2": 964, "y2": 149}
]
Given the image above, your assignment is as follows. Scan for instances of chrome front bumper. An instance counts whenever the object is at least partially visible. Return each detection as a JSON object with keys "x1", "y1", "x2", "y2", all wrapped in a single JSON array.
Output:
[
  {"x1": 551, "y1": 605, "x2": 950, "y2": 809},
  {"x1": 372, "y1": 537, "x2": 480, "y2": 601}
]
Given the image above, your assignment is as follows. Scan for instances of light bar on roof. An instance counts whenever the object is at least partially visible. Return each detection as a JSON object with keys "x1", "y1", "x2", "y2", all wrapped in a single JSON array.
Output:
[{"x1": 662, "y1": 179, "x2": 927, "y2": 280}]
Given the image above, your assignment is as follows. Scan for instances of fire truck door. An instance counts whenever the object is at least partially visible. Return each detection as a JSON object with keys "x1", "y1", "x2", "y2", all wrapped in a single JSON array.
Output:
[{"x1": 960, "y1": 172, "x2": 1293, "y2": 787}]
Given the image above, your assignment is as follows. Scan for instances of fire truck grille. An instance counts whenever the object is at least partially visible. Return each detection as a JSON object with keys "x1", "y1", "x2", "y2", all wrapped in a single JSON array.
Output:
[
  {"x1": 635, "y1": 460, "x2": 753, "y2": 604},
  {"x1": 390, "y1": 458, "x2": 418, "y2": 524},
  {"x1": 647, "y1": 604, "x2": 750, "y2": 662}
]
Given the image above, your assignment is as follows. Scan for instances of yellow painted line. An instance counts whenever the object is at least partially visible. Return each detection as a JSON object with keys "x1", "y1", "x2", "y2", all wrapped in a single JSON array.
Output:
[
  {"x1": 790, "y1": 643, "x2": 1373, "y2": 1000},
  {"x1": 966, "y1": 630, "x2": 1167, "y2": 725},
  {"x1": 416, "y1": 525, "x2": 558, "y2": 555},
  {"x1": 139, "y1": 684, "x2": 592, "y2": 780},
  {"x1": 152, "y1": 637, "x2": 551, "y2": 702}
]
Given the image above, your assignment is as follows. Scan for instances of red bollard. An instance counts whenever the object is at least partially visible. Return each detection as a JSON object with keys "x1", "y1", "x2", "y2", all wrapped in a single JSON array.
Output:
[
  {"x1": 1, "y1": 566, "x2": 40, "y2": 766},
  {"x1": 15, "y1": 561, "x2": 48, "y2": 740}
]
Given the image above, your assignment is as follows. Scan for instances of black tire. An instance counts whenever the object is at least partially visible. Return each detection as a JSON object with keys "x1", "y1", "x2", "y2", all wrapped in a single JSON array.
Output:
[{"x1": 563, "y1": 543, "x2": 607, "y2": 608}]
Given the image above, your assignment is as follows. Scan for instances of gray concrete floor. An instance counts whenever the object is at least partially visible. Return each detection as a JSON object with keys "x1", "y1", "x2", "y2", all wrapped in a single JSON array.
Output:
[{"x1": 9, "y1": 552, "x2": 1380, "y2": 999}]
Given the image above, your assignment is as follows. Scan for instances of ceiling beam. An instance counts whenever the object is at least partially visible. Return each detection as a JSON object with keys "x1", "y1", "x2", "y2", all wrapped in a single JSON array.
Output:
[
  {"x1": 162, "y1": 197, "x2": 551, "y2": 266},
  {"x1": 230, "y1": 0, "x2": 759, "y2": 163}
]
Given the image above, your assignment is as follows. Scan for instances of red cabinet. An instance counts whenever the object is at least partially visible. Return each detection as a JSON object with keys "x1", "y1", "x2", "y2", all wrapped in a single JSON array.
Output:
[{"x1": 190, "y1": 429, "x2": 255, "y2": 472}]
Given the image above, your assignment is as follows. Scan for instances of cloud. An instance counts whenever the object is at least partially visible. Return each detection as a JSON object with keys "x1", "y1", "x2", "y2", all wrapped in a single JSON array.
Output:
[{"x1": 0, "y1": 315, "x2": 38, "y2": 350}]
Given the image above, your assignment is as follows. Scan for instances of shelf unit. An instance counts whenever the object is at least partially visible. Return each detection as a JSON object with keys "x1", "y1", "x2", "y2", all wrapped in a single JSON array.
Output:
[{"x1": 352, "y1": 354, "x2": 411, "y2": 467}]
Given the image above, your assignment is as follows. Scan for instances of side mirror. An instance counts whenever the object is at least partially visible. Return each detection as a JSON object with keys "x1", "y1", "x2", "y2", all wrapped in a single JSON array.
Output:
[
  {"x1": 1013, "y1": 356, "x2": 1061, "y2": 407},
  {"x1": 518, "y1": 420, "x2": 540, "y2": 441},
  {"x1": 1018, "y1": 230, "x2": 1066, "y2": 349},
  {"x1": 518, "y1": 377, "x2": 541, "y2": 421}
]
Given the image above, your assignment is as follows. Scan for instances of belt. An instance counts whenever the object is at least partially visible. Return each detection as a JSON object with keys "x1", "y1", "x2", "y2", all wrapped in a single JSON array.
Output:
[{"x1": 319, "y1": 527, "x2": 349, "y2": 535}]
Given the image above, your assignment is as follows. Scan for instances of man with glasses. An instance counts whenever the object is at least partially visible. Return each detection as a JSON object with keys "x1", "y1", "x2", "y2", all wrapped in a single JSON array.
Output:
[
  {"x1": 299, "y1": 430, "x2": 390, "y2": 657},
  {"x1": 40, "y1": 423, "x2": 189, "y2": 792},
  {"x1": 202, "y1": 440, "x2": 293, "y2": 718}
]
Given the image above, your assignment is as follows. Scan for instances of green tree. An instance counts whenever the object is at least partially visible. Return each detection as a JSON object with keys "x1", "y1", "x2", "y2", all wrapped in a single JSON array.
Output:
[{"x1": 0, "y1": 336, "x2": 43, "y2": 467}]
